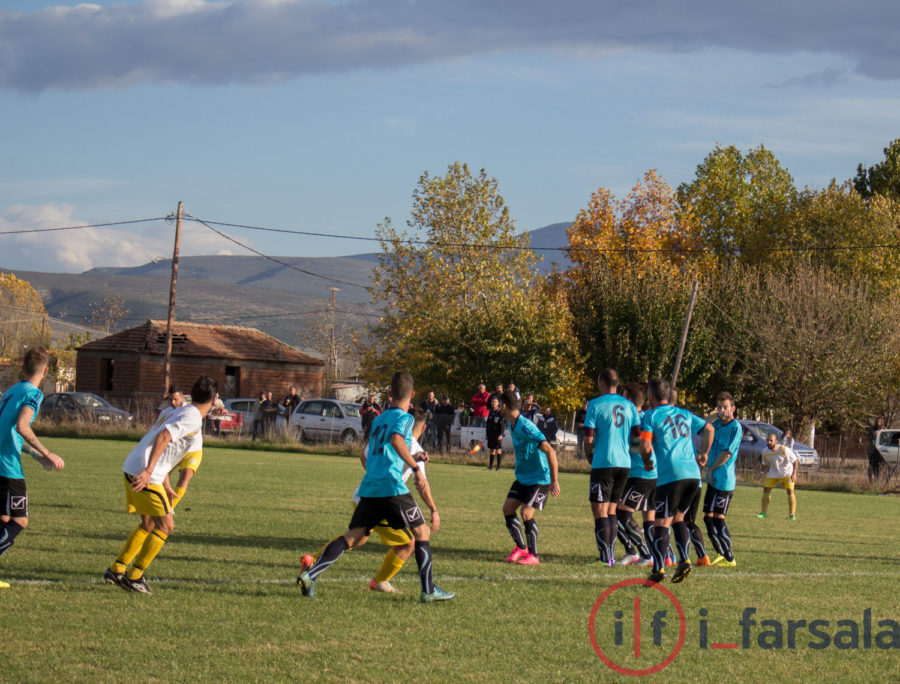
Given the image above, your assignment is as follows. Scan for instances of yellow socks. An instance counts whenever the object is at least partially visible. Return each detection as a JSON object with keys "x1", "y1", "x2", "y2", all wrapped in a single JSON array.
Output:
[
  {"x1": 111, "y1": 526, "x2": 150, "y2": 574},
  {"x1": 127, "y1": 530, "x2": 168, "y2": 580},
  {"x1": 373, "y1": 548, "x2": 406, "y2": 583},
  {"x1": 788, "y1": 491, "x2": 796, "y2": 516},
  {"x1": 170, "y1": 486, "x2": 187, "y2": 509}
]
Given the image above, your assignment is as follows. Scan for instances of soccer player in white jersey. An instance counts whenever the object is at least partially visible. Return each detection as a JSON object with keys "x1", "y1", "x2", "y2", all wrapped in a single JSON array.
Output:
[
  {"x1": 103, "y1": 376, "x2": 217, "y2": 594},
  {"x1": 758, "y1": 432, "x2": 798, "y2": 519}
]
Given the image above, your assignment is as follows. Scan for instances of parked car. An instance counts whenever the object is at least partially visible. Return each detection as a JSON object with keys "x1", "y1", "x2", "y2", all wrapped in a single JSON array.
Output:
[
  {"x1": 873, "y1": 429, "x2": 900, "y2": 467},
  {"x1": 288, "y1": 399, "x2": 362, "y2": 443},
  {"x1": 736, "y1": 420, "x2": 819, "y2": 471},
  {"x1": 40, "y1": 392, "x2": 134, "y2": 424},
  {"x1": 223, "y1": 397, "x2": 288, "y2": 433}
]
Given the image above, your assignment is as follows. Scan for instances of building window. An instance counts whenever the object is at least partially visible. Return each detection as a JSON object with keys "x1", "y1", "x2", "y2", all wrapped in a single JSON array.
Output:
[
  {"x1": 102, "y1": 358, "x2": 115, "y2": 391},
  {"x1": 225, "y1": 366, "x2": 240, "y2": 398}
]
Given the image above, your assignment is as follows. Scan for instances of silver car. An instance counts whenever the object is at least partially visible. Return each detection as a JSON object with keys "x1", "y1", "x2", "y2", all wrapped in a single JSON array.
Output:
[
  {"x1": 737, "y1": 420, "x2": 819, "y2": 471},
  {"x1": 288, "y1": 399, "x2": 362, "y2": 443}
]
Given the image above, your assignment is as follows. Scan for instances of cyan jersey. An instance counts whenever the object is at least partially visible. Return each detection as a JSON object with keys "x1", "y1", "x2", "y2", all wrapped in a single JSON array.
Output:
[
  {"x1": 508, "y1": 415, "x2": 551, "y2": 485},
  {"x1": 707, "y1": 417, "x2": 742, "y2": 491},
  {"x1": 0, "y1": 381, "x2": 43, "y2": 479},
  {"x1": 584, "y1": 394, "x2": 639, "y2": 469},
  {"x1": 629, "y1": 410, "x2": 656, "y2": 479},
  {"x1": 357, "y1": 408, "x2": 414, "y2": 497},
  {"x1": 640, "y1": 404, "x2": 706, "y2": 486}
]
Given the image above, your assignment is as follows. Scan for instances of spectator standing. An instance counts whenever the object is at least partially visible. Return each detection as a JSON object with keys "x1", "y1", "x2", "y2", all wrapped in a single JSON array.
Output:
[
  {"x1": 489, "y1": 384, "x2": 505, "y2": 408},
  {"x1": 252, "y1": 391, "x2": 267, "y2": 440},
  {"x1": 261, "y1": 391, "x2": 279, "y2": 437},
  {"x1": 522, "y1": 395, "x2": 541, "y2": 424},
  {"x1": 866, "y1": 417, "x2": 887, "y2": 482},
  {"x1": 471, "y1": 384, "x2": 490, "y2": 428},
  {"x1": 360, "y1": 395, "x2": 382, "y2": 441},
  {"x1": 434, "y1": 396, "x2": 455, "y2": 453},
  {"x1": 574, "y1": 400, "x2": 588, "y2": 459},
  {"x1": 780, "y1": 428, "x2": 795, "y2": 449},
  {"x1": 538, "y1": 406, "x2": 559, "y2": 445},
  {"x1": 206, "y1": 393, "x2": 225, "y2": 437},
  {"x1": 283, "y1": 385, "x2": 301, "y2": 417},
  {"x1": 420, "y1": 391, "x2": 439, "y2": 450},
  {"x1": 508, "y1": 384, "x2": 522, "y2": 406}
]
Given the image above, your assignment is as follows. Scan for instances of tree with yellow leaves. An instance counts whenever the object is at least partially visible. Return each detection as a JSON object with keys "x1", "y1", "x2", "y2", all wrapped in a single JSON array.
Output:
[{"x1": 0, "y1": 273, "x2": 48, "y2": 360}]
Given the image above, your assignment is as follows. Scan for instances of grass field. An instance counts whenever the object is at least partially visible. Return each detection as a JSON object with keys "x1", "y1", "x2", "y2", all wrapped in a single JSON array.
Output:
[{"x1": 1, "y1": 438, "x2": 898, "y2": 683}]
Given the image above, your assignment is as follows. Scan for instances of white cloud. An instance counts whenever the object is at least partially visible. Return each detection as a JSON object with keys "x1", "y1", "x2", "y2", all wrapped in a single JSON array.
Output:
[
  {"x1": 1, "y1": 1, "x2": 899, "y2": 92},
  {"x1": 0, "y1": 203, "x2": 246, "y2": 271}
]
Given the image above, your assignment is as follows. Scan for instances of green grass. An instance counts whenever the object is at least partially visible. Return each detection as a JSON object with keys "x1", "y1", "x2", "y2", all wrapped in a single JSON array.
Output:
[{"x1": 2, "y1": 438, "x2": 898, "y2": 683}]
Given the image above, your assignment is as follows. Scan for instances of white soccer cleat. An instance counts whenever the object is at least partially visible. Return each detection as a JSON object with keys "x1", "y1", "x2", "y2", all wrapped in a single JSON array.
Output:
[
  {"x1": 369, "y1": 579, "x2": 400, "y2": 593},
  {"x1": 619, "y1": 553, "x2": 641, "y2": 566}
]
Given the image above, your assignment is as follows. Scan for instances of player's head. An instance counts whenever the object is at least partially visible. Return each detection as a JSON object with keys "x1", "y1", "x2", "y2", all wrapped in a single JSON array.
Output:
[
  {"x1": 167, "y1": 384, "x2": 184, "y2": 408},
  {"x1": 716, "y1": 391, "x2": 735, "y2": 421},
  {"x1": 190, "y1": 376, "x2": 218, "y2": 405},
  {"x1": 500, "y1": 389, "x2": 519, "y2": 417},
  {"x1": 597, "y1": 368, "x2": 619, "y2": 393},
  {"x1": 622, "y1": 382, "x2": 645, "y2": 409},
  {"x1": 409, "y1": 407, "x2": 427, "y2": 439},
  {"x1": 489, "y1": 396, "x2": 500, "y2": 410},
  {"x1": 766, "y1": 432, "x2": 779, "y2": 449},
  {"x1": 647, "y1": 377, "x2": 670, "y2": 407},
  {"x1": 22, "y1": 346, "x2": 50, "y2": 379},
  {"x1": 390, "y1": 371, "x2": 414, "y2": 402}
]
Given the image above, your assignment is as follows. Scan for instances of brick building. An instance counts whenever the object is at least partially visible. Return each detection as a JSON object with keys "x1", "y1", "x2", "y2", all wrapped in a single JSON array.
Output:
[{"x1": 76, "y1": 320, "x2": 324, "y2": 407}]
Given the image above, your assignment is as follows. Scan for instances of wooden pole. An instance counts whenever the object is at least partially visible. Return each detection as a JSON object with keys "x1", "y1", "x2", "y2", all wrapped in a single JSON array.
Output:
[
  {"x1": 671, "y1": 280, "x2": 699, "y2": 389},
  {"x1": 328, "y1": 287, "x2": 340, "y2": 383},
  {"x1": 163, "y1": 201, "x2": 183, "y2": 395}
]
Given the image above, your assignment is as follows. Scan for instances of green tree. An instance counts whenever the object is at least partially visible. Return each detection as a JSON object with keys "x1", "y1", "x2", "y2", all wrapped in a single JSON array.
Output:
[
  {"x1": 677, "y1": 144, "x2": 796, "y2": 264},
  {"x1": 854, "y1": 138, "x2": 900, "y2": 201},
  {"x1": 363, "y1": 162, "x2": 584, "y2": 409},
  {"x1": 0, "y1": 273, "x2": 48, "y2": 359}
]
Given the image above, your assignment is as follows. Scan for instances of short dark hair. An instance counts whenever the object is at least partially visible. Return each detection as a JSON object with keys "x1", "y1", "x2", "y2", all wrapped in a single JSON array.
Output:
[
  {"x1": 623, "y1": 382, "x2": 645, "y2": 407},
  {"x1": 501, "y1": 389, "x2": 519, "y2": 409},
  {"x1": 23, "y1": 346, "x2": 50, "y2": 376},
  {"x1": 390, "y1": 371, "x2": 414, "y2": 401},
  {"x1": 598, "y1": 368, "x2": 619, "y2": 389},
  {"x1": 409, "y1": 407, "x2": 427, "y2": 424},
  {"x1": 716, "y1": 391, "x2": 734, "y2": 406},
  {"x1": 168, "y1": 384, "x2": 181, "y2": 396},
  {"x1": 190, "y1": 376, "x2": 218, "y2": 404},
  {"x1": 647, "y1": 377, "x2": 670, "y2": 403}
]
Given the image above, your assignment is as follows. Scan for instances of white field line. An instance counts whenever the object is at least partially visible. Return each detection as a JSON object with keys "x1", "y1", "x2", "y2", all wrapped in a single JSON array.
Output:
[{"x1": 8, "y1": 569, "x2": 900, "y2": 587}]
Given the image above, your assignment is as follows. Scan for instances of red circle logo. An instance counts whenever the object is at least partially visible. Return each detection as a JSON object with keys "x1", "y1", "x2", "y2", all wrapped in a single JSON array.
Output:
[{"x1": 587, "y1": 578, "x2": 686, "y2": 676}]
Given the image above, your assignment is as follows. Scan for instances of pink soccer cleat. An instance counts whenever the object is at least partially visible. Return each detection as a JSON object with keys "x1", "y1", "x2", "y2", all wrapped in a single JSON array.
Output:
[
  {"x1": 517, "y1": 553, "x2": 540, "y2": 565},
  {"x1": 505, "y1": 547, "x2": 529, "y2": 563}
]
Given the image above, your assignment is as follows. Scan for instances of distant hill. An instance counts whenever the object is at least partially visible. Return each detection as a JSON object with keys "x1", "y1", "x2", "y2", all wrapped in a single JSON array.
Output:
[{"x1": 2, "y1": 222, "x2": 572, "y2": 345}]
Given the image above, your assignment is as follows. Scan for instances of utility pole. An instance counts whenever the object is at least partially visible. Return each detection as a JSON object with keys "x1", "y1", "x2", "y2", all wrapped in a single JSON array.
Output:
[
  {"x1": 328, "y1": 287, "x2": 340, "y2": 382},
  {"x1": 163, "y1": 201, "x2": 183, "y2": 395},
  {"x1": 671, "y1": 280, "x2": 699, "y2": 390}
]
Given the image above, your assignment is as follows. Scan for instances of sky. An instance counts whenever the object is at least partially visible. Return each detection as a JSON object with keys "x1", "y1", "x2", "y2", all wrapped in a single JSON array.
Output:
[{"x1": 1, "y1": 0, "x2": 899, "y2": 274}]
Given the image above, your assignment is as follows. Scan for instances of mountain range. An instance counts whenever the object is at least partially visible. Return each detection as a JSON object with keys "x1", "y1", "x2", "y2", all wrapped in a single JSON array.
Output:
[{"x1": 2, "y1": 222, "x2": 572, "y2": 347}]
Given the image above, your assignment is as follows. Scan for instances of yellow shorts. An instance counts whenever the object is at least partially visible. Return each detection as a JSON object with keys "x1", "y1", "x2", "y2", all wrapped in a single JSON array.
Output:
[
  {"x1": 350, "y1": 502, "x2": 413, "y2": 547},
  {"x1": 178, "y1": 450, "x2": 202, "y2": 472},
  {"x1": 764, "y1": 477, "x2": 794, "y2": 490},
  {"x1": 124, "y1": 473, "x2": 172, "y2": 516}
]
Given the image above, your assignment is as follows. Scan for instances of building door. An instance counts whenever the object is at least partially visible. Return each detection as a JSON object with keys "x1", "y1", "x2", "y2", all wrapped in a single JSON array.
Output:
[{"x1": 224, "y1": 366, "x2": 240, "y2": 398}]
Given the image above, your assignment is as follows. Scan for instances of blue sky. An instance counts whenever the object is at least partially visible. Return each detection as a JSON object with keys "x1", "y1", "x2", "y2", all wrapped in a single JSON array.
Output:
[{"x1": 1, "y1": 0, "x2": 898, "y2": 272}]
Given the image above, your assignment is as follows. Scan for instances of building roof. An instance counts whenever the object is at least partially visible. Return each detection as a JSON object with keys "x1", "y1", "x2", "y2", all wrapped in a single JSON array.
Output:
[{"x1": 78, "y1": 320, "x2": 324, "y2": 366}]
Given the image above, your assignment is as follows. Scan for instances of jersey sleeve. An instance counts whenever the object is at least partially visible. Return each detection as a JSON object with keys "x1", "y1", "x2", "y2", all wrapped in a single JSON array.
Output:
[
  {"x1": 391, "y1": 412, "x2": 414, "y2": 439},
  {"x1": 523, "y1": 417, "x2": 547, "y2": 443},
  {"x1": 724, "y1": 422, "x2": 743, "y2": 457},
  {"x1": 23, "y1": 388, "x2": 43, "y2": 414},
  {"x1": 166, "y1": 410, "x2": 203, "y2": 442},
  {"x1": 690, "y1": 411, "x2": 707, "y2": 435},
  {"x1": 583, "y1": 402, "x2": 596, "y2": 430},
  {"x1": 784, "y1": 447, "x2": 798, "y2": 463},
  {"x1": 640, "y1": 410, "x2": 654, "y2": 439}
]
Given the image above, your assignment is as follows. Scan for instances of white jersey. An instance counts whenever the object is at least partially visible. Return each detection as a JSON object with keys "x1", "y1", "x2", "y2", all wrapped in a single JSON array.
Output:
[
  {"x1": 762, "y1": 445, "x2": 797, "y2": 478},
  {"x1": 352, "y1": 436, "x2": 426, "y2": 504},
  {"x1": 122, "y1": 404, "x2": 204, "y2": 484}
]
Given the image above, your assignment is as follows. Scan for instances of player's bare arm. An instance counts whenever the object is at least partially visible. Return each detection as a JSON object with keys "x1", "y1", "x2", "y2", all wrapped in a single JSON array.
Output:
[
  {"x1": 639, "y1": 437, "x2": 654, "y2": 470},
  {"x1": 540, "y1": 441, "x2": 561, "y2": 497},
  {"x1": 16, "y1": 406, "x2": 64, "y2": 471},
  {"x1": 709, "y1": 449, "x2": 731, "y2": 472},
  {"x1": 696, "y1": 423, "x2": 714, "y2": 467},
  {"x1": 414, "y1": 476, "x2": 440, "y2": 533},
  {"x1": 132, "y1": 429, "x2": 173, "y2": 491}
]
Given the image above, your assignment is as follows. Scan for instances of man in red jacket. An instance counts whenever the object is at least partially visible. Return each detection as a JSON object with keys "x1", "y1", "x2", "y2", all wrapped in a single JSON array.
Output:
[{"x1": 471, "y1": 384, "x2": 490, "y2": 428}]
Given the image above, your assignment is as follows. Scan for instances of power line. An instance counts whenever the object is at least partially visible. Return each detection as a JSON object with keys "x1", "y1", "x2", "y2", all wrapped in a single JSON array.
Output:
[
  {"x1": 184, "y1": 213, "x2": 368, "y2": 289},
  {"x1": 0, "y1": 217, "x2": 166, "y2": 236}
]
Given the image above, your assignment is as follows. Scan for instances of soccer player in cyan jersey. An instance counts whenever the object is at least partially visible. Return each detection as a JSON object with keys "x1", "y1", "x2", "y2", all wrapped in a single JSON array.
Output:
[
  {"x1": 104, "y1": 376, "x2": 216, "y2": 594},
  {"x1": 583, "y1": 369, "x2": 639, "y2": 567},
  {"x1": 615, "y1": 382, "x2": 654, "y2": 567},
  {"x1": 500, "y1": 389, "x2": 560, "y2": 566},
  {"x1": 639, "y1": 378, "x2": 713, "y2": 584},
  {"x1": 0, "y1": 347, "x2": 65, "y2": 588},
  {"x1": 298, "y1": 372, "x2": 454, "y2": 602},
  {"x1": 704, "y1": 392, "x2": 743, "y2": 566}
]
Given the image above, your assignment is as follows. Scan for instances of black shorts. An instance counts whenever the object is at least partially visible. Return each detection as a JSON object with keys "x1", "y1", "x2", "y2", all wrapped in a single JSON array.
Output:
[
  {"x1": 507, "y1": 481, "x2": 550, "y2": 510},
  {"x1": 349, "y1": 494, "x2": 425, "y2": 534},
  {"x1": 683, "y1": 485, "x2": 702, "y2": 525},
  {"x1": 703, "y1": 486, "x2": 734, "y2": 516},
  {"x1": 619, "y1": 477, "x2": 657, "y2": 512},
  {"x1": 0, "y1": 477, "x2": 28, "y2": 518},
  {"x1": 486, "y1": 431, "x2": 503, "y2": 450},
  {"x1": 589, "y1": 467, "x2": 630, "y2": 504},
  {"x1": 654, "y1": 479, "x2": 700, "y2": 519}
]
